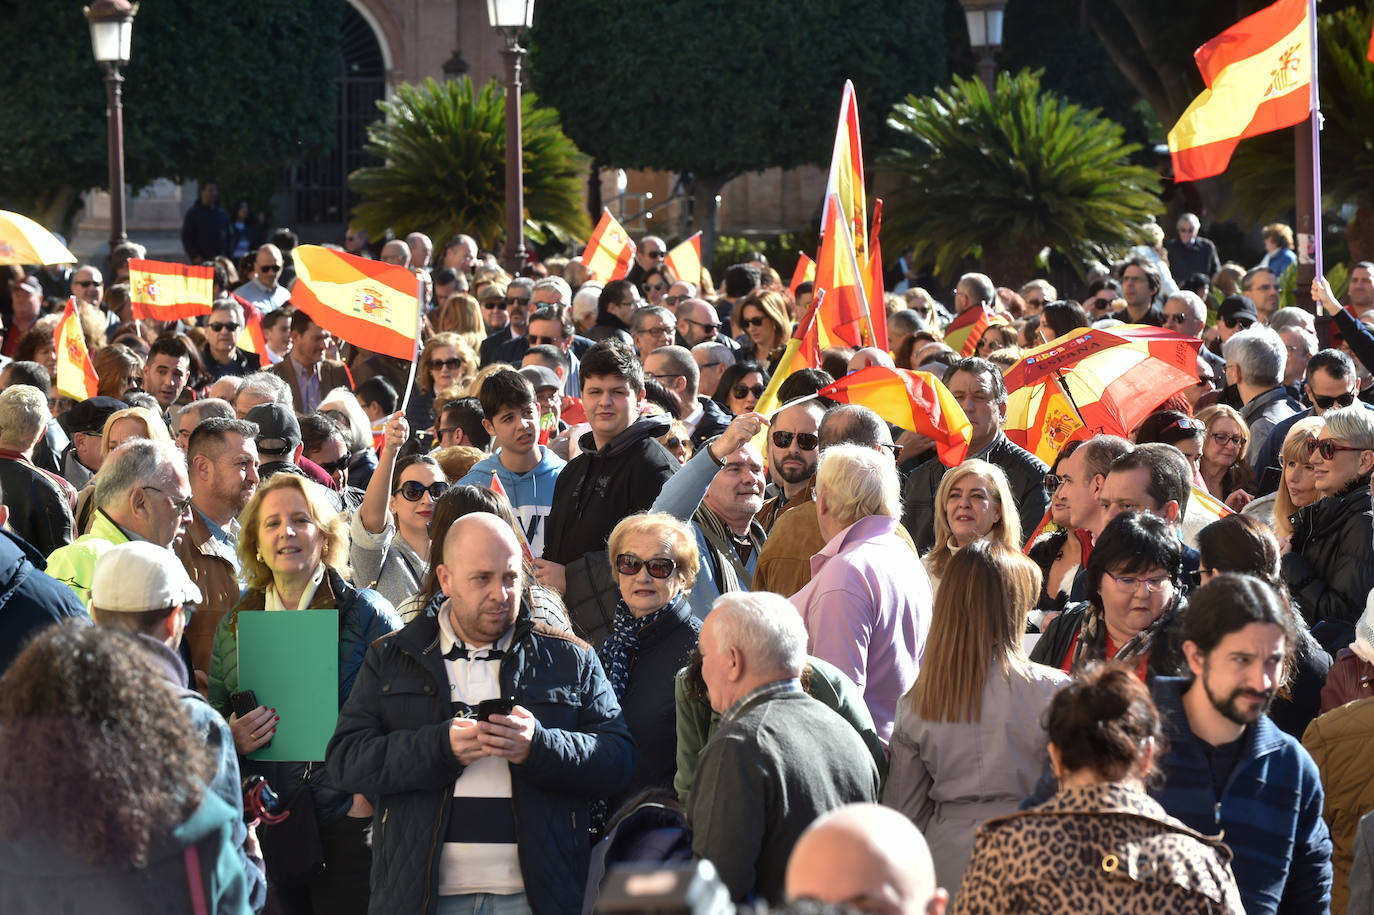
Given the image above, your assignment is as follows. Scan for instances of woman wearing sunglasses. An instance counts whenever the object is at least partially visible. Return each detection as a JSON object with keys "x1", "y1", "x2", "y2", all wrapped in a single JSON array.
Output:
[
  {"x1": 597, "y1": 512, "x2": 702, "y2": 809},
  {"x1": 405, "y1": 332, "x2": 475, "y2": 436},
  {"x1": 351, "y1": 411, "x2": 450, "y2": 610},
  {"x1": 1030, "y1": 512, "x2": 1184, "y2": 683},
  {"x1": 1196, "y1": 405, "x2": 1255, "y2": 508},
  {"x1": 640, "y1": 263, "x2": 677, "y2": 307},
  {"x1": 734, "y1": 291, "x2": 792, "y2": 371},
  {"x1": 210, "y1": 472, "x2": 400, "y2": 914},
  {"x1": 1282, "y1": 405, "x2": 1374, "y2": 642},
  {"x1": 712, "y1": 360, "x2": 770, "y2": 417}
]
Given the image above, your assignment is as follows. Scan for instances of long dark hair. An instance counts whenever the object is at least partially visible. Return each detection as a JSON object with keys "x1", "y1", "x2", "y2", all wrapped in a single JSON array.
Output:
[{"x1": 0, "y1": 622, "x2": 214, "y2": 867}]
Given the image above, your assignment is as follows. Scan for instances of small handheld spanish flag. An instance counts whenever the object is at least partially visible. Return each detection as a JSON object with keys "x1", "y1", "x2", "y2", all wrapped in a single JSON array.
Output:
[
  {"x1": 488, "y1": 471, "x2": 536, "y2": 564},
  {"x1": 128, "y1": 259, "x2": 214, "y2": 322},
  {"x1": 580, "y1": 209, "x2": 635, "y2": 282},
  {"x1": 55, "y1": 297, "x2": 99, "y2": 400}
]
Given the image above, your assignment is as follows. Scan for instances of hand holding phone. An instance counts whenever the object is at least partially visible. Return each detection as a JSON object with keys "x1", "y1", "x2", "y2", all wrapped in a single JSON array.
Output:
[{"x1": 476, "y1": 697, "x2": 516, "y2": 722}]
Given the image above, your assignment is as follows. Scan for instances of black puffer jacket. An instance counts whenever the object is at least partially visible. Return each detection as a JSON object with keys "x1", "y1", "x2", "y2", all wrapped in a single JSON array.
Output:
[
  {"x1": 325, "y1": 608, "x2": 636, "y2": 915},
  {"x1": 1282, "y1": 482, "x2": 1374, "y2": 627}
]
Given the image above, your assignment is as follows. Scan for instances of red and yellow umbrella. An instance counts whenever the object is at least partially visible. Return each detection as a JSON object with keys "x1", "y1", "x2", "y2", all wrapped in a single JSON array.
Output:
[{"x1": 1003, "y1": 325, "x2": 1202, "y2": 463}]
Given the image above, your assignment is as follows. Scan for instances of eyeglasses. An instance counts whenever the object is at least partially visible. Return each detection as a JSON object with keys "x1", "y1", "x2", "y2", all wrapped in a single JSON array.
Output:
[
  {"x1": 431, "y1": 357, "x2": 466, "y2": 372},
  {"x1": 257, "y1": 264, "x2": 282, "y2": 274},
  {"x1": 637, "y1": 326, "x2": 673, "y2": 338},
  {"x1": 878, "y1": 442, "x2": 904, "y2": 461},
  {"x1": 644, "y1": 282, "x2": 667, "y2": 293},
  {"x1": 395, "y1": 480, "x2": 450, "y2": 502},
  {"x1": 314, "y1": 457, "x2": 349, "y2": 476},
  {"x1": 615, "y1": 553, "x2": 677, "y2": 578},
  {"x1": 1164, "y1": 313, "x2": 1189, "y2": 325},
  {"x1": 73, "y1": 280, "x2": 102, "y2": 288},
  {"x1": 1222, "y1": 317, "x2": 1253, "y2": 329},
  {"x1": 1107, "y1": 573, "x2": 1172, "y2": 593},
  {"x1": 682, "y1": 318, "x2": 720, "y2": 331},
  {"x1": 208, "y1": 322, "x2": 240, "y2": 333},
  {"x1": 739, "y1": 316, "x2": 768, "y2": 328},
  {"x1": 771, "y1": 430, "x2": 819, "y2": 451},
  {"x1": 437, "y1": 426, "x2": 460, "y2": 440},
  {"x1": 731, "y1": 383, "x2": 765, "y2": 400},
  {"x1": 1196, "y1": 373, "x2": 1217, "y2": 388},
  {"x1": 1312, "y1": 392, "x2": 1356, "y2": 410},
  {"x1": 483, "y1": 300, "x2": 508, "y2": 310},
  {"x1": 1209, "y1": 432, "x2": 1245, "y2": 448},
  {"x1": 645, "y1": 251, "x2": 667, "y2": 260},
  {"x1": 143, "y1": 486, "x2": 193, "y2": 515},
  {"x1": 506, "y1": 296, "x2": 530, "y2": 307},
  {"x1": 1025, "y1": 298, "x2": 1045, "y2": 308},
  {"x1": 664, "y1": 295, "x2": 690, "y2": 307},
  {"x1": 646, "y1": 371, "x2": 685, "y2": 383},
  {"x1": 696, "y1": 361, "x2": 721, "y2": 370},
  {"x1": 1306, "y1": 438, "x2": 1368, "y2": 461},
  {"x1": 1043, "y1": 473, "x2": 1062, "y2": 493},
  {"x1": 528, "y1": 335, "x2": 564, "y2": 347}
]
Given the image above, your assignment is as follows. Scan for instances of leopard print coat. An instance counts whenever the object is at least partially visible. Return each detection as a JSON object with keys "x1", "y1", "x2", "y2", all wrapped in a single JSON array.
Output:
[{"x1": 952, "y1": 782, "x2": 1245, "y2": 914}]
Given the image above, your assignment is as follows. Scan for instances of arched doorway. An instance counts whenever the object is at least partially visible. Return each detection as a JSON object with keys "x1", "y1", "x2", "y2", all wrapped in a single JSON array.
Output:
[{"x1": 274, "y1": 3, "x2": 385, "y2": 241}]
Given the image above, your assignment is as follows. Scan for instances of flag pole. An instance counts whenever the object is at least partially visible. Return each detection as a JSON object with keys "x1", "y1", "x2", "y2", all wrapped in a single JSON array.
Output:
[
  {"x1": 1307, "y1": 0, "x2": 1323, "y2": 280},
  {"x1": 398, "y1": 272, "x2": 425, "y2": 417}
]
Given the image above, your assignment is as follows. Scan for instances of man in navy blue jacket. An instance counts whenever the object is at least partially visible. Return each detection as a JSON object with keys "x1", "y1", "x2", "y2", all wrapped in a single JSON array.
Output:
[
  {"x1": 1151, "y1": 573, "x2": 1332, "y2": 915},
  {"x1": 0, "y1": 484, "x2": 86, "y2": 676}
]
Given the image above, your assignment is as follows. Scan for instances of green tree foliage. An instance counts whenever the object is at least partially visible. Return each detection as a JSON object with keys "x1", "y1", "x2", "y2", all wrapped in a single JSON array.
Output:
[
  {"x1": 527, "y1": 0, "x2": 946, "y2": 265},
  {"x1": 1227, "y1": 6, "x2": 1374, "y2": 262},
  {"x1": 0, "y1": 1, "x2": 339, "y2": 233},
  {"x1": 879, "y1": 70, "x2": 1161, "y2": 285},
  {"x1": 348, "y1": 77, "x2": 590, "y2": 253}
]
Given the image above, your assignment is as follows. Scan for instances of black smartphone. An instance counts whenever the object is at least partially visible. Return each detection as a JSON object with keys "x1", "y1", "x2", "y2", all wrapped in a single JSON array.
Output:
[
  {"x1": 230, "y1": 689, "x2": 259, "y2": 719},
  {"x1": 476, "y1": 697, "x2": 516, "y2": 722}
]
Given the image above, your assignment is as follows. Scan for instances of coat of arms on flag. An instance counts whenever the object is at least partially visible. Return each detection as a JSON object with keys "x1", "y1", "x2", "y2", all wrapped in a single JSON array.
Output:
[{"x1": 355, "y1": 287, "x2": 391, "y2": 320}]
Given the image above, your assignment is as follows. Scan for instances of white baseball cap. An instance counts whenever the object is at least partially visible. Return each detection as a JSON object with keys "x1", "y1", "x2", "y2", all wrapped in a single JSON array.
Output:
[{"x1": 91, "y1": 541, "x2": 202, "y2": 612}]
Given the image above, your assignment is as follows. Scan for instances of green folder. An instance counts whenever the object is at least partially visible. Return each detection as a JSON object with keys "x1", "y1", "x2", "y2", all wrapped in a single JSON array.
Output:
[{"x1": 238, "y1": 609, "x2": 340, "y2": 761}]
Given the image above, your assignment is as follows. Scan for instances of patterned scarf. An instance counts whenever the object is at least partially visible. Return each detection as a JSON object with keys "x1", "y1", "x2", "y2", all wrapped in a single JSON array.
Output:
[
  {"x1": 598, "y1": 592, "x2": 688, "y2": 700},
  {"x1": 693, "y1": 504, "x2": 764, "y2": 593},
  {"x1": 1069, "y1": 603, "x2": 1176, "y2": 676}
]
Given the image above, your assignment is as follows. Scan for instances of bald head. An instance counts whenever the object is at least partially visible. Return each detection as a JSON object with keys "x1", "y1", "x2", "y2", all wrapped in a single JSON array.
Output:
[
  {"x1": 848, "y1": 347, "x2": 896, "y2": 373},
  {"x1": 443, "y1": 511, "x2": 519, "y2": 566},
  {"x1": 438, "y1": 512, "x2": 523, "y2": 645},
  {"x1": 380, "y1": 239, "x2": 411, "y2": 267},
  {"x1": 786, "y1": 804, "x2": 947, "y2": 915}
]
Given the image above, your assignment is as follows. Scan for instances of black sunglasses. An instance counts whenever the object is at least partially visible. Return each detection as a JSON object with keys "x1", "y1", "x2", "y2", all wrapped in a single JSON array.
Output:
[
  {"x1": 1313, "y1": 392, "x2": 1356, "y2": 410},
  {"x1": 528, "y1": 335, "x2": 563, "y2": 347},
  {"x1": 506, "y1": 296, "x2": 530, "y2": 307},
  {"x1": 1043, "y1": 473, "x2": 1061, "y2": 493},
  {"x1": 683, "y1": 318, "x2": 720, "y2": 331},
  {"x1": 73, "y1": 279, "x2": 102, "y2": 288},
  {"x1": 771, "y1": 430, "x2": 818, "y2": 451},
  {"x1": 1222, "y1": 317, "x2": 1253, "y2": 329},
  {"x1": 615, "y1": 553, "x2": 677, "y2": 578},
  {"x1": 395, "y1": 480, "x2": 450, "y2": 502},
  {"x1": 646, "y1": 251, "x2": 667, "y2": 259},
  {"x1": 484, "y1": 300, "x2": 508, "y2": 310},
  {"x1": 644, "y1": 282, "x2": 667, "y2": 293},
  {"x1": 739, "y1": 316, "x2": 767, "y2": 328},
  {"x1": 315, "y1": 458, "x2": 349, "y2": 476},
  {"x1": 209, "y1": 322, "x2": 240, "y2": 333},
  {"x1": 258, "y1": 264, "x2": 282, "y2": 274},
  {"x1": 431, "y1": 357, "x2": 466, "y2": 372},
  {"x1": 732, "y1": 383, "x2": 765, "y2": 400}
]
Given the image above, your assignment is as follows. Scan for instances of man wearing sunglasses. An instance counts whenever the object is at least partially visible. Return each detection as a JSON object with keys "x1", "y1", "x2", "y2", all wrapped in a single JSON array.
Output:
[
  {"x1": 1163, "y1": 290, "x2": 1225, "y2": 381},
  {"x1": 1222, "y1": 325, "x2": 1302, "y2": 471},
  {"x1": 675, "y1": 298, "x2": 729, "y2": 348},
  {"x1": 757, "y1": 397, "x2": 828, "y2": 533},
  {"x1": 1253, "y1": 349, "x2": 1369, "y2": 494},
  {"x1": 232, "y1": 243, "x2": 291, "y2": 313},
  {"x1": 625, "y1": 234, "x2": 667, "y2": 288},
  {"x1": 651, "y1": 411, "x2": 768, "y2": 619},
  {"x1": 201, "y1": 299, "x2": 261, "y2": 381},
  {"x1": 457, "y1": 370, "x2": 566, "y2": 558}
]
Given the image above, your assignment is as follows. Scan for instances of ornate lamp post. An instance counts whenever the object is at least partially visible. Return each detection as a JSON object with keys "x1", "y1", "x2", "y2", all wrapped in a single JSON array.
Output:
[
  {"x1": 488, "y1": 0, "x2": 535, "y2": 274},
  {"x1": 84, "y1": 0, "x2": 137, "y2": 248},
  {"x1": 960, "y1": 0, "x2": 1005, "y2": 93}
]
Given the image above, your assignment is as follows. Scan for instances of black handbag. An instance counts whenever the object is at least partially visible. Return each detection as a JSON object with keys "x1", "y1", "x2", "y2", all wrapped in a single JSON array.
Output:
[{"x1": 257, "y1": 776, "x2": 326, "y2": 889}]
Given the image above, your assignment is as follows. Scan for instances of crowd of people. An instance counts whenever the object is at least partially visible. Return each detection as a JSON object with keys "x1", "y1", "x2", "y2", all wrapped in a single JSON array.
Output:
[{"x1": 2, "y1": 200, "x2": 1374, "y2": 915}]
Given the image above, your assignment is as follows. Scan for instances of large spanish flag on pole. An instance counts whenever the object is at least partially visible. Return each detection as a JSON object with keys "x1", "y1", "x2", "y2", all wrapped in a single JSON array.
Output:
[
  {"x1": 1167, "y1": 0, "x2": 1313, "y2": 182},
  {"x1": 665, "y1": 232, "x2": 702, "y2": 287},
  {"x1": 580, "y1": 208, "x2": 636, "y2": 282},
  {"x1": 821, "y1": 80, "x2": 868, "y2": 269},
  {"x1": 55, "y1": 297, "x2": 99, "y2": 400},
  {"x1": 128, "y1": 259, "x2": 214, "y2": 322},
  {"x1": 291, "y1": 245, "x2": 421, "y2": 361},
  {"x1": 813, "y1": 194, "x2": 872, "y2": 350}
]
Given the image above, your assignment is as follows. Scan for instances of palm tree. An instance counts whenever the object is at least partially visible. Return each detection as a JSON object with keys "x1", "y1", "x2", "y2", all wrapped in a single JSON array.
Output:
[
  {"x1": 349, "y1": 77, "x2": 590, "y2": 252},
  {"x1": 879, "y1": 70, "x2": 1161, "y2": 285}
]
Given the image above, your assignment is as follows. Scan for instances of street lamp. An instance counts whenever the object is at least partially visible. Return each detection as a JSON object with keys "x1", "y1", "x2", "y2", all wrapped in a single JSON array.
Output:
[
  {"x1": 488, "y1": 0, "x2": 535, "y2": 274},
  {"x1": 84, "y1": 0, "x2": 137, "y2": 248},
  {"x1": 960, "y1": 0, "x2": 1005, "y2": 93}
]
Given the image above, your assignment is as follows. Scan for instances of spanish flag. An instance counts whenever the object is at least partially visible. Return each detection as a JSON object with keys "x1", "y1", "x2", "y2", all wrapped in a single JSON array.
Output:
[
  {"x1": 580, "y1": 209, "x2": 635, "y2": 282},
  {"x1": 753, "y1": 289, "x2": 823, "y2": 426},
  {"x1": 291, "y1": 245, "x2": 421, "y2": 361},
  {"x1": 128, "y1": 259, "x2": 214, "y2": 322},
  {"x1": 818, "y1": 366, "x2": 972, "y2": 467},
  {"x1": 235, "y1": 299, "x2": 270, "y2": 358},
  {"x1": 665, "y1": 232, "x2": 702, "y2": 287},
  {"x1": 943, "y1": 304, "x2": 1001, "y2": 357},
  {"x1": 813, "y1": 194, "x2": 872, "y2": 351},
  {"x1": 1167, "y1": 0, "x2": 1312, "y2": 183},
  {"x1": 55, "y1": 297, "x2": 99, "y2": 400},
  {"x1": 822, "y1": 80, "x2": 868, "y2": 269},
  {"x1": 787, "y1": 253, "x2": 816, "y2": 299}
]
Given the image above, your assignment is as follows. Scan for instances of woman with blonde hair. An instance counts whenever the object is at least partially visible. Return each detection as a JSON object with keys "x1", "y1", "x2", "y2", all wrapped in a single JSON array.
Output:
[
  {"x1": 209, "y1": 473, "x2": 399, "y2": 914},
  {"x1": 1197, "y1": 404, "x2": 1254, "y2": 504},
  {"x1": 1243, "y1": 416, "x2": 1324, "y2": 537},
  {"x1": 925, "y1": 459, "x2": 1020, "y2": 590},
  {"x1": 735, "y1": 289, "x2": 793, "y2": 370},
  {"x1": 885, "y1": 541, "x2": 1068, "y2": 892},
  {"x1": 429, "y1": 291, "x2": 485, "y2": 353}
]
